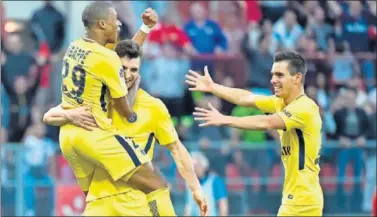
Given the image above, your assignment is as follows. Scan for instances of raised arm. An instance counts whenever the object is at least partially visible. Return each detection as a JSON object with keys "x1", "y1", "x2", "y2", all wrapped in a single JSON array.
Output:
[
  {"x1": 130, "y1": 7, "x2": 158, "y2": 46},
  {"x1": 185, "y1": 66, "x2": 259, "y2": 107}
]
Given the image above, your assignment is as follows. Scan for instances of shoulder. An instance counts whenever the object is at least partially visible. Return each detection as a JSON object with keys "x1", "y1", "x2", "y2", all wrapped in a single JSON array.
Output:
[
  {"x1": 289, "y1": 96, "x2": 319, "y2": 116},
  {"x1": 139, "y1": 89, "x2": 169, "y2": 115},
  {"x1": 95, "y1": 44, "x2": 119, "y2": 60}
]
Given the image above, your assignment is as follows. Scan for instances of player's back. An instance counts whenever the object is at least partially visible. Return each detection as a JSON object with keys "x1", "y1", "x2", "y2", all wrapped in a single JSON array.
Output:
[
  {"x1": 276, "y1": 95, "x2": 323, "y2": 206},
  {"x1": 61, "y1": 38, "x2": 126, "y2": 131}
]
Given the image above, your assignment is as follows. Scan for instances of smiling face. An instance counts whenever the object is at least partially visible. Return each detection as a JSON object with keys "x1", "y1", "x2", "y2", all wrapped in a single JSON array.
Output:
[
  {"x1": 120, "y1": 56, "x2": 141, "y2": 89},
  {"x1": 270, "y1": 61, "x2": 303, "y2": 99}
]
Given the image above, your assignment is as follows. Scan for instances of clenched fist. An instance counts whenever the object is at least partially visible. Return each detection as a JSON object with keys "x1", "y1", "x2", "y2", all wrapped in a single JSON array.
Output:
[{"x1": 141, "y1": 7, "x2": 158, "y2": 28}]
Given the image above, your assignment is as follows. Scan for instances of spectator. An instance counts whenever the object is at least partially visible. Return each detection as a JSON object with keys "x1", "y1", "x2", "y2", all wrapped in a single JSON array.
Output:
[
  {"x1": 241, "y1": 33, "x2": 273, "y2": 94},
  {"x1": 223, "y1": 13, "x2": 244, "y2": 55},
  {"x1": 259, "y1": 0, "x2": 287, "y2": 23},
  {"x1": 328, "y1": 1, "x2": 376, "y2": 52},
  {"x1": 242, "y1": 0, "x2": 262, "y2": 24},
  {"x1": 347, "y1": 76, "x2": 368, "y2": 107},
  {"x1": 245, "y1": 19, "x2": 278, "y2": 55},
  {"x1": 147, "y1": 13, "x2": 196, "y2": 56},
  {"x1": 272, "y1": 9, "x2": 303, "y2": 50},
  {"x1": 31, "y1": 0, "x2": 65, "y2": 56},
  {"x1": 307, "y1": 6, "x2": 335, "y2": 52},
  {"x1": 316, "y1": 73, "x2": 331, "y2": 110},
  {"x1": 184, "y1": 151, "x2": 228, "y2": 216},
  {"x1": 1, "y1": 33, "x2": 42, "y2": 142},
  {"x1": 289, "y1": 0, "x2": 320, "y2": 27},
  {"x1": 184, "y1": 2, "x2": 228, "y2": 54},
  {"x1": 334, "y1": 87, "x2": 369, "y2": 212},
  {"x1": 23, "y1": 117, "x2": 56, "y2": 216},
  {"x1": 142, "y1": 42, "x2": 189, "y2": 119},
  {"x1": 296, "y1": 35, "x2": 332, "y2": 87},
  {"x1": 330, "y1": 41, "x2": 360, "y2": 89}
]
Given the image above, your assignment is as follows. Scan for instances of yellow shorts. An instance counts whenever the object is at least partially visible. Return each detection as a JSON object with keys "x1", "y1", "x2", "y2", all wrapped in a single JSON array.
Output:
[
  {"x1": 59, "y1": 124, "x2": 151, "y2": 191},
  {"x1": 83, "y1": 189, "x2": 152, "y2": 216},
  {"x1": 277, "y1": 204, "x2": 323, "y2": 216}
]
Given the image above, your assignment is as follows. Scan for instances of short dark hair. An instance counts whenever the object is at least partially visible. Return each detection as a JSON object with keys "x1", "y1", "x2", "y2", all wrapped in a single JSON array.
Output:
[
  {"x1": 82, "y1": 1, "x2": 114, "y2": 28},
  {"x1": 115, "y1": 40, "x2": 143, "y2": 59},
  {"x1": 273, "y1": 50, "x2": 307, "y2": 83}
]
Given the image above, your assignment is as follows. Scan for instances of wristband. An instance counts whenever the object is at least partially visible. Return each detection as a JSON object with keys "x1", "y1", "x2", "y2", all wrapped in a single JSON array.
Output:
[{"x1": 140, "y1": 24, "x2": 152, "y2": 34}]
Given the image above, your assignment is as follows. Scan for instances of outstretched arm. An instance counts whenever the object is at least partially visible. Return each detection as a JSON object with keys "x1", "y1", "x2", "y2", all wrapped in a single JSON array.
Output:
[
  {"x1": 193, "y1": 103, "x2": 286, "y2": 130},
  {"x1": 185, "y1": 66, "x2": 260, "y2": 107}
]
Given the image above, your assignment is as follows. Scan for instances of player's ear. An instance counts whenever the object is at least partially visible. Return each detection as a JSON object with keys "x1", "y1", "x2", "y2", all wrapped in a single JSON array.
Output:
[
  {"x1": 98, "y1": 20, "x2": 107, "y2": 29},
  {"x1": 296, "y1": 73, "x2": 302, "y2": 84}
]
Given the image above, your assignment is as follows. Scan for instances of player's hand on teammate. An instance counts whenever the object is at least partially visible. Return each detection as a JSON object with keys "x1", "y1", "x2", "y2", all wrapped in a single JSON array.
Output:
[
  {"x1": 66, "y1": 107, "x2": 98, "y2": 131},
  {"x1": 192, "y1": 190, "x2": 209, "y2": 216},
  {"x1": 185, "y1": 66, "x2": 214, "y2": 93},
  {"x1": 141, "y1": 7, "x2": 158, "y2": 28},
  {"x1": 193, "y1": 102, "x2": 227, "y2": 127}
]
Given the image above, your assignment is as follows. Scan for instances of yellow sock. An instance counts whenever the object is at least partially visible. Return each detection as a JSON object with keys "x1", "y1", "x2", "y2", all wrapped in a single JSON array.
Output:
[{"x1": 147, "y1": 188, "x2": 176, "y2": 216}]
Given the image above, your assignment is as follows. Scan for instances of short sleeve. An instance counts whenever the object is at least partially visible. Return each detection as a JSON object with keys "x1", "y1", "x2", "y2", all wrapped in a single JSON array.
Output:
[
  {"x1": 277, "y1": 102, "x2": 308, "y2": 131},
  {"x1": 153, "y1": 100, "x2": 178, "y2": 145},
  {"x1": 97, "y1": 56, "x2": 128, "y2": 99},
  {"x1": 254, "y1": 95, "x2": 277, "y2": 114},
  {"x1": 213, "y1": 176, "x2": 227, "y2": 201}
]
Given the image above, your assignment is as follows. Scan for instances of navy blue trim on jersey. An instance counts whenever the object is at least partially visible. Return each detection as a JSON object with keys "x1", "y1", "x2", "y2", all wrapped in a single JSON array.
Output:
[
  {"x1": 296, "y1": 129, "x2": 305, "y2": 170},
  {"x1": 115, "y1": 135, "x2": 141, "y2": 166}
]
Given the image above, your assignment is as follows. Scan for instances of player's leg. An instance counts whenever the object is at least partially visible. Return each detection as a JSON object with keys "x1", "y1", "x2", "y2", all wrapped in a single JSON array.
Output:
[
  {"x1": 83, "y1": 197, "x2": 116, "y2": 216},
  {"x1": 124, "y1": 162, "x2": 176, "y2": 216},
  {"x1": 70, "y1": 130, "x2": 176, "y2": 216},
  {"x1": 112, "y1": 189, "x2": 152, "y2": 216},
  {"x1": 59, "y1": 125, "x2": 95, "y2": 192}
]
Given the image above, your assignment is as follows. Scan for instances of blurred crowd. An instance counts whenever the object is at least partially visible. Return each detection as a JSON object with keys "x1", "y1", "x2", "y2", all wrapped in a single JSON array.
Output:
[{"x1": 1, "y1": 0, "x2": 376, "y2": 216}]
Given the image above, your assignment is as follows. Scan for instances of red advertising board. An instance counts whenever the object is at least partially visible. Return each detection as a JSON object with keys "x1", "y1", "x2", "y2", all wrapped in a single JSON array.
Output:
[{"x1": 55, "y1": 184, "x2": 86, "y2": 216}]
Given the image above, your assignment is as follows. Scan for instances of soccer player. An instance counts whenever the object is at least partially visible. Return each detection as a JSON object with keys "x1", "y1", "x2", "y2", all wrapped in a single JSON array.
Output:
[
  {"x1": 51, "y1": 1, "x2": 192, "y2": 215},
  {"x1": 186, "y1": 51, "x2": 324, "y2": 216},
  {"x1": 44, "y1": 40, "x2": 208, "y2": 216}
]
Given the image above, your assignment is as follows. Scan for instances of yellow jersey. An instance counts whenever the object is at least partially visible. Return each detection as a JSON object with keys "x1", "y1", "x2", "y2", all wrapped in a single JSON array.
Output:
[
  {"x1": 86, "y1": 89, "x2": 178, "y2": 201},
  {"x1": 255, "y1": 94, "x2": 323, "y2": 206},
  {"x1": 61, "y1": 38, "x2": 127, "y2": 131}
]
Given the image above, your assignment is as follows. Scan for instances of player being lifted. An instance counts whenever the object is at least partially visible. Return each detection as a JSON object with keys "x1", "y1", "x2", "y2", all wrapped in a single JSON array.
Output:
[
  {"x1": 186, "y1": 51, "x2": 324, "y2": 216},
  {"x1": 44, "y1": 40, "x2": 208, "y2": 216},
  {"x1": 48, "y1": 1, "x2": 208, "y2": 216}
]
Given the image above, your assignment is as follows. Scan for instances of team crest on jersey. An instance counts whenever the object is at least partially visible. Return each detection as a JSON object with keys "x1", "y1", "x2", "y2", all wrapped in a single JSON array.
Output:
[{"x1": 127, "y1": 112, "x2": 137, "y2": 123}]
